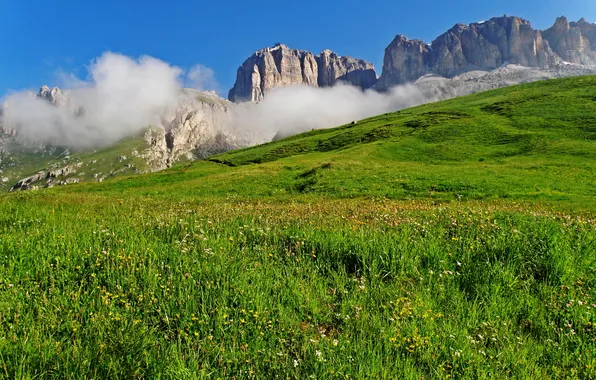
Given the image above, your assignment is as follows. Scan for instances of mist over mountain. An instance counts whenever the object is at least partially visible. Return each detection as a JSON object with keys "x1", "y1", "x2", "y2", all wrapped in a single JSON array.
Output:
[{"x1": 1, "y1": 13, "x2": 596, "y2": 191}]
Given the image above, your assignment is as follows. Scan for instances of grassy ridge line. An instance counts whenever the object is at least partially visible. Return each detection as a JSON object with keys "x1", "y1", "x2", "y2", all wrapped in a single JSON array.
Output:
[
  {"x1": 211, "y1": 76, "x2": 596, "y2": 166},
  {"x1": 68, "y1": 75, "x2": 586, "y2": 209},
  {"x1": 6, "y1": 76, "x2": 596, "y2": 208}
]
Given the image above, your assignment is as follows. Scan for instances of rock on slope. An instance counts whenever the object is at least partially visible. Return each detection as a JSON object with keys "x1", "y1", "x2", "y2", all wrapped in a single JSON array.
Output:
[
  {"x1": 376, "y1": 15, "x2": 596, "y2": 90},
  {"x1": 228, "y1": 44, "x2": 377, "y2": 103}
]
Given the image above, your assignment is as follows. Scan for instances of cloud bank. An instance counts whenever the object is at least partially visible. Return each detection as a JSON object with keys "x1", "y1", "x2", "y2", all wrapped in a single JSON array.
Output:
[
  {"x1": 2, "y1": 52, "x2": 183, "y2": 147},
  {"x1": 1, "y1": 52, "x2": 430, "y2": 149},
  {"x1": 232, "y1": 83, "x2": 427, "y2": 142}
]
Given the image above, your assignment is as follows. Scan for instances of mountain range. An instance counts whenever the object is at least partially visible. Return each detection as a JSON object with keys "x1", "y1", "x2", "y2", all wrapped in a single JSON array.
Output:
[
  {"x1": 1, "y1": 14, "x2": 596, "y2": 191},
  {"x1": 230, "y1": 15, "x2": 596, "y2": 97}
]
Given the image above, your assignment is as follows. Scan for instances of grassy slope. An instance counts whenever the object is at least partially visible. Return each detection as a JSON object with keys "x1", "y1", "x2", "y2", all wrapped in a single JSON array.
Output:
[
  {"x1": 0, "y1": 135, "x2": 152, "y2": 191},
  {"x1": 0, "y1": 77, "x2": 595, "y2": 378},
  {"x1": 49, "y1": 75, "x2": 595, "y2": 211},
  {"x1": 0, "y1": 87, "x2": 227, "y2": 192}
]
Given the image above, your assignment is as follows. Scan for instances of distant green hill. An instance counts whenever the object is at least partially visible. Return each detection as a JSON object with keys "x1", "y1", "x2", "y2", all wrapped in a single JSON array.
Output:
[{"x1": 60, "y1": 75, "x2": 596, "y2": 210}]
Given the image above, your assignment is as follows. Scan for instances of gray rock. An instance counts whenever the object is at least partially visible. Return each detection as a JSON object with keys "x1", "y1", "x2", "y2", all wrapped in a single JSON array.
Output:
[
  {"x1": 375, "y1": 36, "x2": 430, "y2": 90},
  {"x1": 377, "y1": 15, "x2": 562, "y2": 89},
  {"x1": 58, "y1": 178, "x2": 80, "y2": 186},
  {"x1": 228, "y1": 44, "x2": 377, "y2": 103},
  {"x1": 543, "y1": 17, "x2": 596, "y2": 64},
  {"x1": 48, "y1": 166, "x2": 76, "y2": 178},
  {"x1": 37, "y1": 86, "x2": 70, "y2": 107},
  {"x1": 141, "y1": 89, "x2": 240, "y2": 169},
  {"x1": 10, "y1": 162, "x2": 84, "y2": 191},
  {"x1": 10, "y1": 171, "x2": 46, "y2": 191},
  {"x1": 318, "y1": 49, "x2": 378, "y2": 90}
]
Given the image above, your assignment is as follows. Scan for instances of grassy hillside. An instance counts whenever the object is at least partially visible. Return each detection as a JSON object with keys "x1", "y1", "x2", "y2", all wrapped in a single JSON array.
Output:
[
  {"x1": 0, "y1": 134, "x2": 156, "y2": 192},
  {"x1": 56, "y1": 75, "x2": 596, "y2": 210},
  {"x1": 214, "y1": 76, "x2": 596, "y2": 166},
  {"x1": 0, "y1": 76, "x2": 595, "y2": 378}
]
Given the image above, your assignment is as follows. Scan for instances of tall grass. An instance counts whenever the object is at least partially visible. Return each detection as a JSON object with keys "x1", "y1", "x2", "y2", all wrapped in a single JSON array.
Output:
[{"x1": 0, "y1": 196, "x2": 594, "y2": 378}]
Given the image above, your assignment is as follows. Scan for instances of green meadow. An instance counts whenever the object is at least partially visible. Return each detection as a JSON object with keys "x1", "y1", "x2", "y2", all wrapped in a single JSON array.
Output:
[{"x1": 1, "y1": 76, "x2": 596, "y2": 378}]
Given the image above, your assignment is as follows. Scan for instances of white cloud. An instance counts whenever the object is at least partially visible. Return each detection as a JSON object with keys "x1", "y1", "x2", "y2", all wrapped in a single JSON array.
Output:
[
  {"x1": 186, "y1": 64, "x2": 219, "y2": 93},
  {"x1": 230, "y1": 83, "x2": 427, "y2": 142},
  {"x1": 2, "y1": 52, "x2": 430, "y2": 150},
  {"x1": 2, "y1": 52, "x2": 183, "y2": 147}
]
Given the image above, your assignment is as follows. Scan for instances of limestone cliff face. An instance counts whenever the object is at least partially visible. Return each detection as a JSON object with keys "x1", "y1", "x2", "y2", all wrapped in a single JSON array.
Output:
[
  {"x1": 144, "y1": 89, "x2": 238, "y2": 169},
  {"x1": 376, "y1": 16, "x2": 563, "y2": 90},
  {"x1": 429, "y1": 17, "x2": 558, "y2": 77},
  {"x1": 228, "y1": 44, "x2": 316, "y2": 103},
  {"x1": 228, "y1": 44, "x2": 377, "y2": 103},
  {"x1": 543, "y1": 17, "x2": 596, "y2": 64},
  {"x1": 375, "y1": 35, "x2": 430, "y2": 91},
  {"x1": 317, "y1": 49, "x2": 378, "y2": 89}
]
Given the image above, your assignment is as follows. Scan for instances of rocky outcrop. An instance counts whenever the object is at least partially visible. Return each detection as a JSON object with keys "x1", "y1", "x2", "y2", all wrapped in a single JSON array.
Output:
[
  {"x1": 377, "y1": 16, "x2": 563, "y2": 89},
  {"x1": 318, "y1": 49, "x2": 378, "y2": 90},
  {"x1": 228, "y1": 44, "x2": 377, "y2": 103},
  {"x1": 141, "y1": 89, "x2": 241, "y2": 169},
  {"x1": 430, "y1": 17, "x2": 558, "y2": 77},
  {"x1": 11, "y1": 172, "x2": 46, "y2": 191},
  {"x1": 37, "y1": 86, "x2": 70, "y2": 107},
  {"x1": 375, "y1": 36, "x2": 430, "y2": 90},
  {"x1": 10, "y1": 162, "x2": 83, "y2": 191},
  {"x1": 543, "y1": 17, "x2": 596, "y2": 65}
]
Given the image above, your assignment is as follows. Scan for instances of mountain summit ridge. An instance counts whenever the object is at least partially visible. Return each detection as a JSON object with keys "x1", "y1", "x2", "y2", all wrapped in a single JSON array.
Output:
[
  {"x1": 228, "y1": 43, "x2": 377, "y2": 103},
  {"x1": 228, "y1": 15, "x2": 596, "y2": 96},
  {"x1": 375, "y1": 15, "x2": 596, "y2": 90}
]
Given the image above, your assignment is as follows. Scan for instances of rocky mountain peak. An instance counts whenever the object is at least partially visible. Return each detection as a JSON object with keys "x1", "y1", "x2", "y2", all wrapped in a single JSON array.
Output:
[
  {"x1": 553, "y1": 16, "x2": 570, "y2": 30},
  {"x1": 374, "y1": 35, "x2": 430, "y2": 90},
  {"x1": 228, "y1": 44, "x2": 377, "y2": 103},
  {"x1": 376, "y1": 15, "x2": 567, "y2": 90},
  {"x1": 544, "y1": 17, "x2": 596, "y2": 64},
  {"x1": 38, "y1": 85, "x2": 51, "y2": 97},
  {"x1": 37, "y1": 85, "x2": 70, "y2": 107}
]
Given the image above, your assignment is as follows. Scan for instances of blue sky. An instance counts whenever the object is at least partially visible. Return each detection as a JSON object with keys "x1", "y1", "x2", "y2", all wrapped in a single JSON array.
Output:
[{"x1": 1, "y1": 0, "x2": 594, "y2": 98}]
